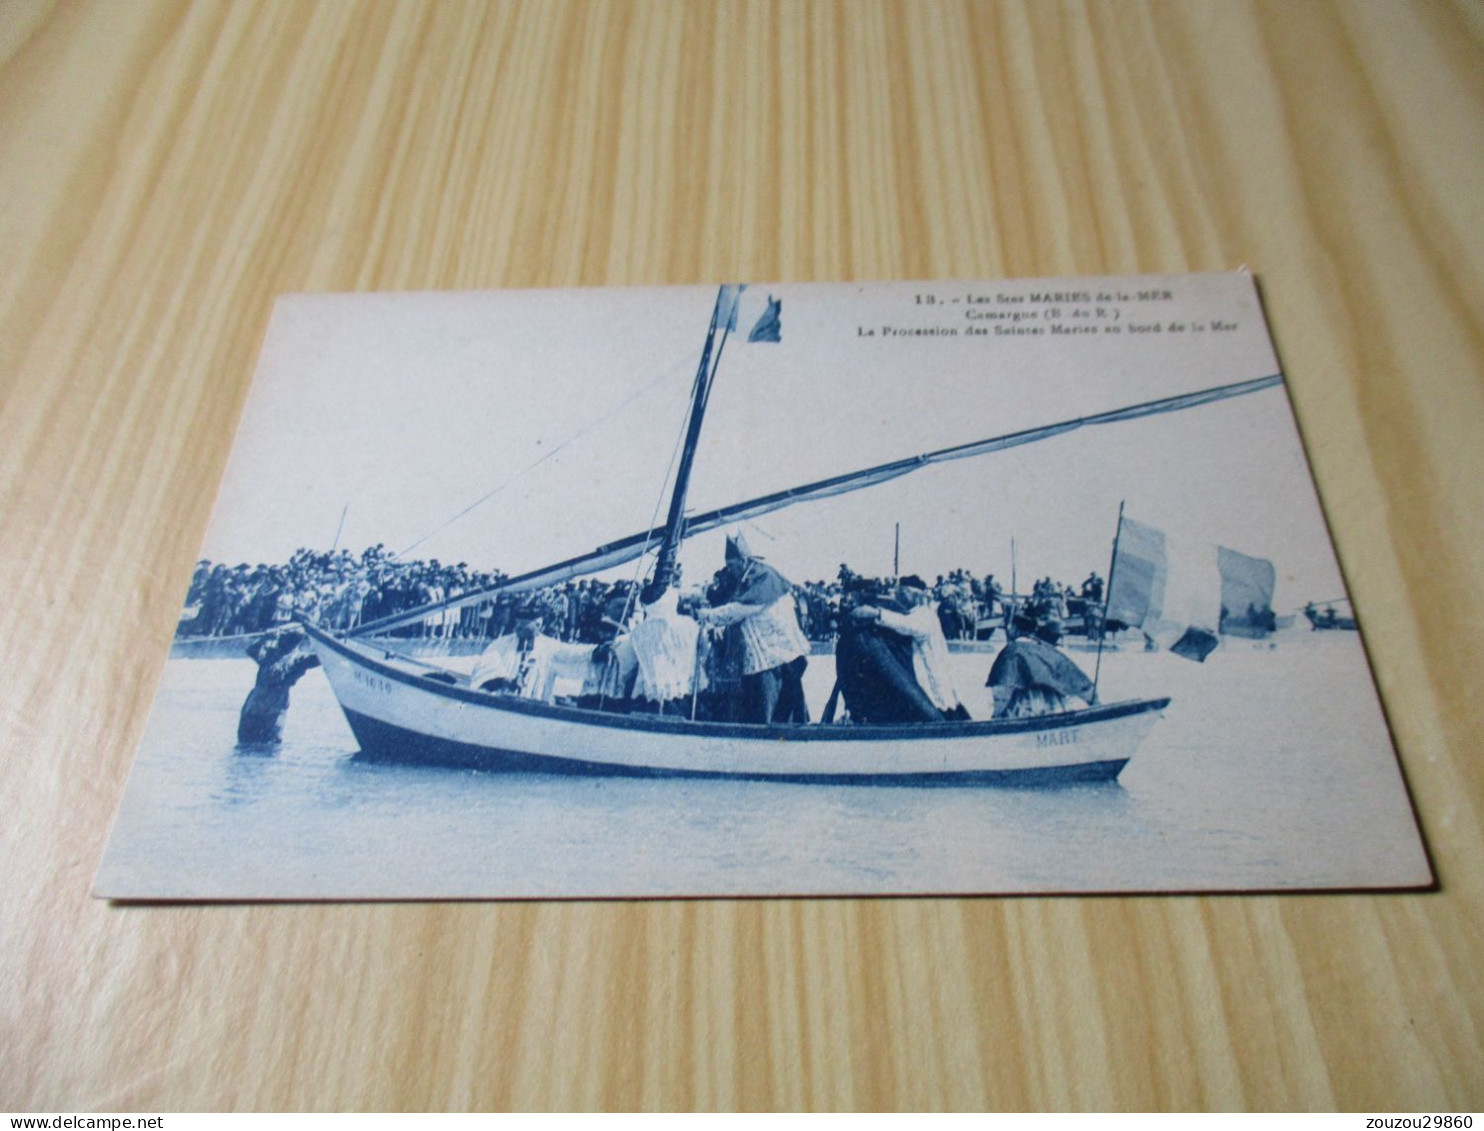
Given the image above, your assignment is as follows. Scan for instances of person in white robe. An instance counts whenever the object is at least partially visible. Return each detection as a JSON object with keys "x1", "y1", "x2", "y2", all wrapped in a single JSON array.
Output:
[
  {"x1": 698, "y1": 534, "x2": 810, "y2": 723},
  {"x1": 629, "y1": 585, "x2": 706, "y2": 714},
  {"x1": 468, "y1": 611, "x2": 598, "y2": 703}
]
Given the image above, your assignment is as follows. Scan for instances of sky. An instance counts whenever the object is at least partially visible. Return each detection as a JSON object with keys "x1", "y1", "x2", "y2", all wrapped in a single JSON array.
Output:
[{"x1": 200, "y1": 273, "x2": 1346, "y2": 610}]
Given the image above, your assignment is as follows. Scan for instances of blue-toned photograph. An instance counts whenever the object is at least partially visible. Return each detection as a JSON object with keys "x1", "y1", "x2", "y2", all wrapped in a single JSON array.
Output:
[{"x1": 95, "y1": 275, "x2": 1430, "y2": 898}]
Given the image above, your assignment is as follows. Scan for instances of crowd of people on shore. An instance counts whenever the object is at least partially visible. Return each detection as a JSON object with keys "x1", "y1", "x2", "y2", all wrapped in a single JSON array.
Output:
[
  {"x1": 182, "y1": 546, "x2": 1106, "y2": 649},
  {"x1": 182, "y1": 546, "x2": 604, "y2": 642}
]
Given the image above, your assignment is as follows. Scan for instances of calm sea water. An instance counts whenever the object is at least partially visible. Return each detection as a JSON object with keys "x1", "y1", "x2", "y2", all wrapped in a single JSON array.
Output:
[{"x1": 95, "y1": 635, "x2": 1429, "y2": 899}]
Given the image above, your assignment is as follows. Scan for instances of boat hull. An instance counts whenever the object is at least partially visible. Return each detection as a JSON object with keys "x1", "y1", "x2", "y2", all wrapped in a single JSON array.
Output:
[
  {"x1": 1305, "y1": 613, "x2": 1357, "y2": 631},
  {"x1": 306, "y1": 625, "x2": 1168, "y2": 786}
]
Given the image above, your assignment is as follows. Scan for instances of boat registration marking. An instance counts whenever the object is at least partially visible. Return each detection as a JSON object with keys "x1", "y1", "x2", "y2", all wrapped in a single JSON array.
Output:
[
  {"x1": 352, "y1": 668, "x2": 395, "y2": 696},
  {"x1": 1035, "y1": 728, "x2": 1079, "y2": 748}
]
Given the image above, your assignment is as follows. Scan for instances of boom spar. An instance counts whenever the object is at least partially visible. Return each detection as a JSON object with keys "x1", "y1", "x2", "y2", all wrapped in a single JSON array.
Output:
[{"x1": 347, "y1": 373, "x2": 1283, "y2": 638}]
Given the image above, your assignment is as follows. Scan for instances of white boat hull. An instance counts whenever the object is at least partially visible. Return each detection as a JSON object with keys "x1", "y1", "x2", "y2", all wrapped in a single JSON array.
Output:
[{"x1": 306, "y1": 626, "x2": 1168, "y2": 786}]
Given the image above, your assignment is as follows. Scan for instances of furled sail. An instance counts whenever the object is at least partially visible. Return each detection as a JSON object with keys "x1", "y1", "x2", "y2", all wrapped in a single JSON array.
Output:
[{"x1": 349, "y1": 373, "x2": 1284, "y2": 638}]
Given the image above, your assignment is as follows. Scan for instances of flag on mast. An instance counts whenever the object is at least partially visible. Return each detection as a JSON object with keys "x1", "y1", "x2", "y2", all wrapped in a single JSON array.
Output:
[
  {"x1": 716, "y1": 284, "x2": 745, "y2": 333},
  {"x1": 721, "y1": 289, "x2": 782, "y2": 343},
  {"x1": 747, "y1": 295, "x2": 782, "y2": 342}
]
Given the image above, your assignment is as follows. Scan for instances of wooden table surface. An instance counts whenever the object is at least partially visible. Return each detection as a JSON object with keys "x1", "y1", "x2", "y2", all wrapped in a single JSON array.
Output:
[{"x1": 3, "y1": 0, "x2": 1482, "y2": 1112}]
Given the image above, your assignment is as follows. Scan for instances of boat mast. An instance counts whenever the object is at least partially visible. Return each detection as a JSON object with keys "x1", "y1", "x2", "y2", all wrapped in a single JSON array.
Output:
[
  {"x1": 1090, "y1": 500, "x2": 1125, "y2": 704},
  {"x1": 650, "y1": 285, "x2": 739, "y2": 597},
  {"x1": 1008, "y1": 537, "x2": 1017, "y2": 637}
]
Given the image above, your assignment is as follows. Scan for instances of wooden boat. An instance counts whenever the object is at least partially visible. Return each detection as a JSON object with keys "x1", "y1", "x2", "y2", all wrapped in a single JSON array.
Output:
[
  {"x1": 304, "y1": 622, "x2": 1168, "y2": 785},
  {"x1": 1304, "y1": 604, "x2": 1357, "y2": 631},
  {"x1": 304, "y1": 286, "x2": 1282, "y2": 786}
]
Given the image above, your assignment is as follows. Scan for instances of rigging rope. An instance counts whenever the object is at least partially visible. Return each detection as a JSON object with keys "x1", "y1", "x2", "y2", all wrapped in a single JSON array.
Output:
[
  {"x1": 618, "y1": 358, "x2": 702, "y2": 625},
  {"x1": 622, "y1": 314, "x2": 736, "y2": 619},
  {"x1": 393, "y1": 349, "x2": 697, "y2": 560}
]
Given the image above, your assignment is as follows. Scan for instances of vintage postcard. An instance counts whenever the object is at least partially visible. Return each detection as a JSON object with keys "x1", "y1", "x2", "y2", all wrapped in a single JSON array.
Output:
[{"x1": 96, "y1": 274, "x2": 1431, "y2": 899}]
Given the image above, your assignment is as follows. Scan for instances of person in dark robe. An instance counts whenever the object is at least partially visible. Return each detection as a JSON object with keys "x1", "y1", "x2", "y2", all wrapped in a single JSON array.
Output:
[
  {"x1": 985, "y1": 622, "x2": 1096, "y2": 718},
  {"x1": 853, "y1": 575, "x2": 971, "y2": 720},
  {"x1": 697, "y1": 565, "x2": 746, "y2": 721},
  {"x1": 237, "y1": 628, "x2": 321, "y2": 745},
  {"x1": 826, "y1": 580, "x2": 943, "y2": 724}
]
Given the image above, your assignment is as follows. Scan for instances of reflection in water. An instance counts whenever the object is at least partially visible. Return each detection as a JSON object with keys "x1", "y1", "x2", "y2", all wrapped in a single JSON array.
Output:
[
  {"x1": 216, "y1": 744, "x2": 279, "y2": 807},
  {"x1": 233, "y1": 742, "x2": 279, "y2": 758}
]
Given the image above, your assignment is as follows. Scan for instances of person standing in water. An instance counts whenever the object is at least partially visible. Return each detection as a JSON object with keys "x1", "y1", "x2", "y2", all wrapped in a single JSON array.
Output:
[{"x1": 237, "y1": 627, "x2": 321, "y2": 745}]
